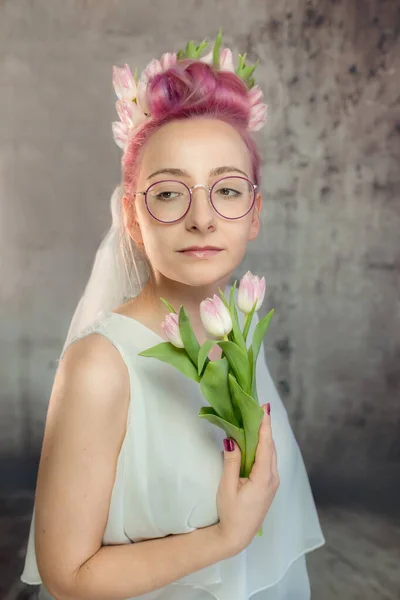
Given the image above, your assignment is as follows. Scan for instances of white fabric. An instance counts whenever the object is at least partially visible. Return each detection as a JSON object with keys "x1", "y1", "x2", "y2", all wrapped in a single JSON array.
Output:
[
  {"x1": 59, "y1": 184, "x2": 150, "y2": 360},
  {"x1": 21, "y1": 306, "x2": 325, "y2": 599}
]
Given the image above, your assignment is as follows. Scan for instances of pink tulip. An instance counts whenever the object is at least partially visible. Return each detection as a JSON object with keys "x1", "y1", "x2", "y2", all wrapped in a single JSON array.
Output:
[
  {"x1": 248, "y1": 85, "x2": 263, "y2": 107},
  {"x1": 111, "y1": 121, "x2": 129, "y2": 149},
  {"x1": 136, "y1": 79, "x2": 149, "y2": 114},
  {"x1": 200, "y1": 295, "x2": 233, "y2": 338},
  {"x1": 237, "y1": 271, "x2": 266, "y2": 313},
  {"x1": 199, "y1": 48, "x2": 235, "y2": 72},
  {"x1": 115, "y1": 99, "x2": 147, "y2": 128},
  {"x1": 161, "y1": 313, "x2": 184, "y2": 348},
  {"x1": 160, "y1": 52, "x2": 178, "y2": 71},
  {"x1": 142, "y1": 58, "x2": 164, "y2": 81},
  {"x1": 199, "y1": 49, "x2": 214, "y2": 65},
  {"x1": 220, "y1": 48, "x2": 235, "y2": 72},
  {"x1": 248, "y1": 103, "x2": 267, "y2": 131},
  {"x1": 112, "y1": 64, "x2": 137, "y2": 101}
]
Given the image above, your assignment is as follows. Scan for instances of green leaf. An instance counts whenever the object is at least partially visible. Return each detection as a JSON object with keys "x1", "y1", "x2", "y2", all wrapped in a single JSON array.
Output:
[
  {"x1": 190, "y1": 41, "x2": 198, "y2": 57},
  {"x1": 213, "y1": 27, "x2": 223, "y2": 67},
  {"x1": 251, "y1": 308, "x2": 274, "y2": 366},
  {"x1": 217, "y1": 340, "x2": 251, "y2": 394},
  {"x1": 241, "y1": 61, "x2": 259, "y2": 81},
  {"x1": 236, "y1": 52, "x2": 247, "y2": 72},
  {"x1": 229, "y1": 284, "x2": 247, "y2": 354},
  {"x1": 199, "y1": 406, "x2": 246, "y2": 474},
  {"x1": 197, "y1": 339, "x2": 218, "y2": 376},
  {"x1": 218, "y1": 283, "x2": 245, "y2": 353},
  {"x1": 228, "y1": 374, "x2": 264, "y2": 477},
  {"x1": 196, "y1": 40, "x2": 209, "y2": 57},
  {"x1": 229, "y1": 280, "x2": 237, "y2": 307},
  {"x1": 178, "y1": 305, "x2": 200, "y2": 367},
  {"x1": 138, "y1": 342, "x2": 200, "y2": 382},
  {"x1": 247, "y1": 346, "x2": 259, "y2": 403},
  {"x1": 218, "y1": 286, "x2": 230, "y2": 310},
  {"x1": 250, "y1": 308, "x2": 274, "y2": 397},
  {"x1": 160, "y1": 297, "x2": 177, "y2": 314},
  {"x1": 177, "y1": 49, "x2": 185, "y2": 60},
  {"x1": 242, "y1": 300, "x2": 258, "y2": 343},
  {"x1": 184, "y1": 42, "x2": 190, "y2": 56},
  {"x1": 200, "y1": 358, "x2": 240, "y2": 426}
]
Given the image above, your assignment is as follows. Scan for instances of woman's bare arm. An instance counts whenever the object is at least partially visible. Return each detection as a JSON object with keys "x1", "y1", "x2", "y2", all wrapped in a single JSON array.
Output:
[
  {"x1": 66, "y1": 523, "x2": 229, "y2": 600},
  {"x1": 35, "y1": 333, "x2": 233, "y2": 600}
]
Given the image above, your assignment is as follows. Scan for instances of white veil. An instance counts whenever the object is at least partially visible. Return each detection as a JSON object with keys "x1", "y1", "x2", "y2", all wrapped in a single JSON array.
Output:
[{"x1": 59, "y1": 184, "x2": 150, "y2": 360}]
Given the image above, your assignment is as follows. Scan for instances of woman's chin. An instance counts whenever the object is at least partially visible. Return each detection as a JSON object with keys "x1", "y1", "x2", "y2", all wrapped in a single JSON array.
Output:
[{"x1": 167, "y1": 266, "x2": 233, "y2": 289}]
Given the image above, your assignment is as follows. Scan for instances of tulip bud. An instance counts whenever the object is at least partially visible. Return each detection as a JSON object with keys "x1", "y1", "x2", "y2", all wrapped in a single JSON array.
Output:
[
  {"x1": 161, "y1": 313, "x2": 184, "y2": 348},
  {"x1": 160, "y1": 52, "x2": 178, "y2": 71},
  {"x1": 237, "y1": 271, "x2": 266, "y2": 314},
  {"x1": 112, "y1": 64, "x2": 137, "y2": 101},
  {"x1": 111, "y1": 121, "x2": 129, "y2": 150},
  {"x1": 200, "y1": 294, "x2": 233, "y2": 338},
  {"x1": 248, "y1": 85, "x2": 263, "y2": 107},
  {"x1": 199, "y1": 49, "x2": 213, "y2": 65},
  {"x1": 220, "y1": 48, "x2": 235, "y2": 72},
  {"x1": 143, "y1": 58, "x2": 164, "y2": 81}
]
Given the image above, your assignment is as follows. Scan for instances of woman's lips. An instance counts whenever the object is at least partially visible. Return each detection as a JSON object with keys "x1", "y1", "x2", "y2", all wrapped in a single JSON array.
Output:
[{"x1": 178, "y1": 249, "x2": 223, "y2": 258}]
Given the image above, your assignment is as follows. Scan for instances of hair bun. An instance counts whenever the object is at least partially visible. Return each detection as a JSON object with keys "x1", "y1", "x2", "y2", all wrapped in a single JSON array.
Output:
[{"x1": 147, "y1": 61, "x2": 251, "y2": 128}]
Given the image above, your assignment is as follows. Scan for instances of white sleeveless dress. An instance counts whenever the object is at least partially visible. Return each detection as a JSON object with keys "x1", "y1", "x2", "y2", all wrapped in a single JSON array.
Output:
[{"x1": 21, "y1": 306, "x2": 325, "y2": 599}]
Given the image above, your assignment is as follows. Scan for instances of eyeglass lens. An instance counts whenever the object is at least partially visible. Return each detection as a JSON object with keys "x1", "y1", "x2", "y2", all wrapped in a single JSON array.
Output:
[{"x1": 145, "y1": 177, "x2": 255, "y2": 223}]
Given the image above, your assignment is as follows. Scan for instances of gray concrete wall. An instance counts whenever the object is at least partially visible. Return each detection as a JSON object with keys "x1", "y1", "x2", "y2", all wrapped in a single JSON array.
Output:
[{"x1": 1, "y1": 0, "x2": 399, "y2": 512}]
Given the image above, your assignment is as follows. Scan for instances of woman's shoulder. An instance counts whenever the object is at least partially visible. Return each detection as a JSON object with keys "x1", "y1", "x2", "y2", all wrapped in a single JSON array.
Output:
[{"x1": 60, "y1": 328, "x2": 130, "y2": 395}]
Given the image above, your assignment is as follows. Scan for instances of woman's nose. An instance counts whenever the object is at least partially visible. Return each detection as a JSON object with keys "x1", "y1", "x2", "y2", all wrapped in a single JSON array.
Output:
[
  {"x1": 191, "y1": 184, "x2": 213, "y2": 208},
  {"x1": 185, "y1": 185, "x2": 216, "y2": 227}
]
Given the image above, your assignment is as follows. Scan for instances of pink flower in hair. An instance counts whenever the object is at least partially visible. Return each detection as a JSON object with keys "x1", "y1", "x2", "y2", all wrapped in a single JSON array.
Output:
[
  {"x1": 219, "y1": 48, "x2": 235, "y2": 72},
  {"x1": 160, "y1": 52, "x2": 178, "y2": 71},
  {"x1": 112, "y1": 121, "x2": 129, "y2": 149},
  {"x1": 142, "y1": 52, "x2": 177, "y2": 83},
  {"x1": 112, "y1": 64, "x2": 137, "y2": 101},
  {"x1": 247, "y1": 86, "x2": 267, "y2": 131},
  {"x1": 248, "y1": 103, "x2": 267, "y2": 132},
  {"x1": 199, "y1": 48, "x2": 235, "y2": 73},
  {"x1": 142, "y1": 58, "x2": 163, "y2": 81},
  {"x1": 199, "y1": 49, "x2": 214, "y2": 65},
  {"x1": 248, "y1": 85, "x2": 263, "y2": 107},
  {"x1": 116, "y1": 99, "x2": 147, "y2": 128},
  {"x1": 136, "y1": 79, "x2": 149, "y2": 114}
]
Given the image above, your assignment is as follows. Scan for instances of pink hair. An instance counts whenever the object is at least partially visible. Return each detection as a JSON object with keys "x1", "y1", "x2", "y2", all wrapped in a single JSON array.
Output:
[{"x1": 122, "y1": 60, "x2": 262, "y2": 198}]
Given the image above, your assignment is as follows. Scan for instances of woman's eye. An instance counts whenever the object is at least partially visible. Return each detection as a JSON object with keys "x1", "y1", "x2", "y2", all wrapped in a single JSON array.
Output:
[
  {"x1": 157, "y1": 191, "x2": 179, "y2": 200},
  {"x1": 218, "y1": 188, "x2": 240, "y2": 197}
]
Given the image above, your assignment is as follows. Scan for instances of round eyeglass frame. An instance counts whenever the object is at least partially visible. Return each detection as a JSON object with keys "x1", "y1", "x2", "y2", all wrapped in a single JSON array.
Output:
[{"x1": 133, "y1": 176, "x2": 259, "y2": 224}]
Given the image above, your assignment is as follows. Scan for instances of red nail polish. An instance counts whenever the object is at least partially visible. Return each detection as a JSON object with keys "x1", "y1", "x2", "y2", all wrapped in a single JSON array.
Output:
[
  {"x1": 267, "y1": 403, "x2": 271, "y2": 415},
  {"x1": 224, "y1": 438, "x2": 235, "y2": 452}
]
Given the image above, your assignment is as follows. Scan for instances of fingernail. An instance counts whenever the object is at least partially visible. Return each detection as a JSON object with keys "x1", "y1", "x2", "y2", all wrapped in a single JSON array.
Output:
[
  {"x1": 224, "y1": 438, "x2": 235, "y2": 452},
  {"x1": 267, "y1": 402, "x2": 271, "y2": 415}
]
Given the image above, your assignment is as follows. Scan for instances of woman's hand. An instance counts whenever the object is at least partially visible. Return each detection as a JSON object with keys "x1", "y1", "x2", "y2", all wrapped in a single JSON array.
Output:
[{"x1": 216, "y1": 403, "x2": 279, "y2": 555}]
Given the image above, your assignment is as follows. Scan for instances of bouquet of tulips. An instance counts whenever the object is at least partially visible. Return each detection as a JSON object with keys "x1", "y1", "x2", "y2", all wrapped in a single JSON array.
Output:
[{"x1": 138, "y1": 271, "x2": 274, "y2": 536}]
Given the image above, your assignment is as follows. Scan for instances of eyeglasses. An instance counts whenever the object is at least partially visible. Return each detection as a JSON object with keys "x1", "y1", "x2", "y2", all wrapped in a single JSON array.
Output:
[{"x1": 133, "y1": 176, "x2": 258, "y2": 223}]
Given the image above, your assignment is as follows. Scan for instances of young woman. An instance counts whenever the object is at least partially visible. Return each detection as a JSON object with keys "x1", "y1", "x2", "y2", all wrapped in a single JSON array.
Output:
[{"x1": 21, "y1": 34, "x2": 325, "y2": 599}]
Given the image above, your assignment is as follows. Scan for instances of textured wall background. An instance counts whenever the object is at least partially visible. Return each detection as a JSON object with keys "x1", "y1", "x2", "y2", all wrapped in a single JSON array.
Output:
[{"x1": 1, "y1": 0, "x2": 399, "y2": 513}]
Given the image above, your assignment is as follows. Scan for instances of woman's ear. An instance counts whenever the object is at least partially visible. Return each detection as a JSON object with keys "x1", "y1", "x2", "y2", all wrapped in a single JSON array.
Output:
[
  {"x1": 122, "y1": 196, "x2": 144, "y2": 246},
  {"x1": 248, "y1": 191, "x2": 262, "y2": 241}
]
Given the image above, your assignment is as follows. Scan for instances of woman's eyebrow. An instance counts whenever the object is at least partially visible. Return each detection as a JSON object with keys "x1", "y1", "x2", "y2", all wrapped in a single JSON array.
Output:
[{"x1": 147, "y1": 166, "x2": 249, "y2": 180}]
